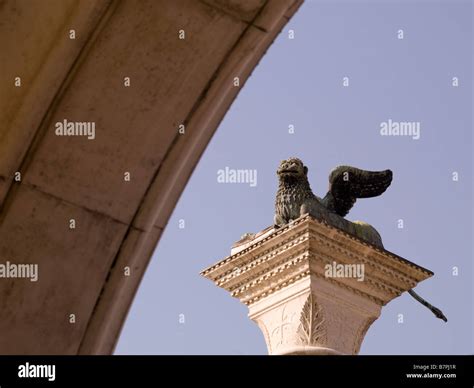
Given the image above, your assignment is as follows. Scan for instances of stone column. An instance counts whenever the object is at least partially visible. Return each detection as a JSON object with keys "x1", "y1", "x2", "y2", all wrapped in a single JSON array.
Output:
[{"x1": 201, "y1": 214, "x2": 433, "y2": 355}]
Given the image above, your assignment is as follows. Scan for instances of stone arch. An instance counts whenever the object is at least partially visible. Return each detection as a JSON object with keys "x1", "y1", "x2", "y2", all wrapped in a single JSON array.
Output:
[{"x1": 0, "y1": 0, "x2": 302, "y2": 354}]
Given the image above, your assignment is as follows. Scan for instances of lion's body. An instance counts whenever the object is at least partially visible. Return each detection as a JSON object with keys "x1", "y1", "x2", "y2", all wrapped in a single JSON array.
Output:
[
  {"x1": 274, "y1": 158, "x2": 387, "y2": 248},
  {"x1": 274, "y1": 176, "x2": 320, "y2": 226}
]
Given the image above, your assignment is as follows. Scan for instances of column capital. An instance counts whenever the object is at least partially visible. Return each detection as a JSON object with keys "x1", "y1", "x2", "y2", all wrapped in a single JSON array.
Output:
[{"x1": 201, "y1": 214, "x2": 433, "y2": 355}]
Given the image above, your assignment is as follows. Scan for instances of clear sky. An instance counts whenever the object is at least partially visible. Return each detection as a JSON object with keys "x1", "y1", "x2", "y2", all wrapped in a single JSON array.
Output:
[{"x1": 116, "y1": 0, "x2": 472, "y2": 355}]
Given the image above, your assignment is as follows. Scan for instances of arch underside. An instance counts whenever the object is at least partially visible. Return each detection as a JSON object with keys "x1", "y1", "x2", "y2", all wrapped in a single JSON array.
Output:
[{"x1": 0, "y1": 0, "x2": 302, "y2": 354}]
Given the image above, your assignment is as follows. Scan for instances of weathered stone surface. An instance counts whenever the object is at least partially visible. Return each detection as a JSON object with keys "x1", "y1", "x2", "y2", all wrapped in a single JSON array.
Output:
[
  {"x1": 202, "y1": 0, "x2": 266, "y2": 22},
  {"x1": 0, "y1": 0, "x2": 303, "y2": 354},
  {"x1": 78, "y1": 225, "x2": 163, "y2": 354},
  {"x1": 23, "y1": 0, "x2": 247, "y2": 224},
  {"x1": 0, "y1": 0, "x2": 112, "y2": 204},
  {"x1": 0, "y1": 184, "x2": 127, "y2": 354}
]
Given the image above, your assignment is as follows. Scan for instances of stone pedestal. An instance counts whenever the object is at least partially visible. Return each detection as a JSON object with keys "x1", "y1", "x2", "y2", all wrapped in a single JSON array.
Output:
[{"x1": 201, "y1": 214, "x2": 433, "y2": 355}]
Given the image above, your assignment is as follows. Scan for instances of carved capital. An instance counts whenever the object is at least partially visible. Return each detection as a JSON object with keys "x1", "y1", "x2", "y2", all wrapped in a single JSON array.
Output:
[
  {"x1": 255, "y1": 292, "x2": 330, "y2": 354},
  {"x1": 201, "y1": 214, "x2": 433, "y2": 355}
]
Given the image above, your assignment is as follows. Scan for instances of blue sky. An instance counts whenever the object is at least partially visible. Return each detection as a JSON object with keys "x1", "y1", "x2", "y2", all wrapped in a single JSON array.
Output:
[{"x1": 116, "y1": 0, "x2": 472, "y2": 355}]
